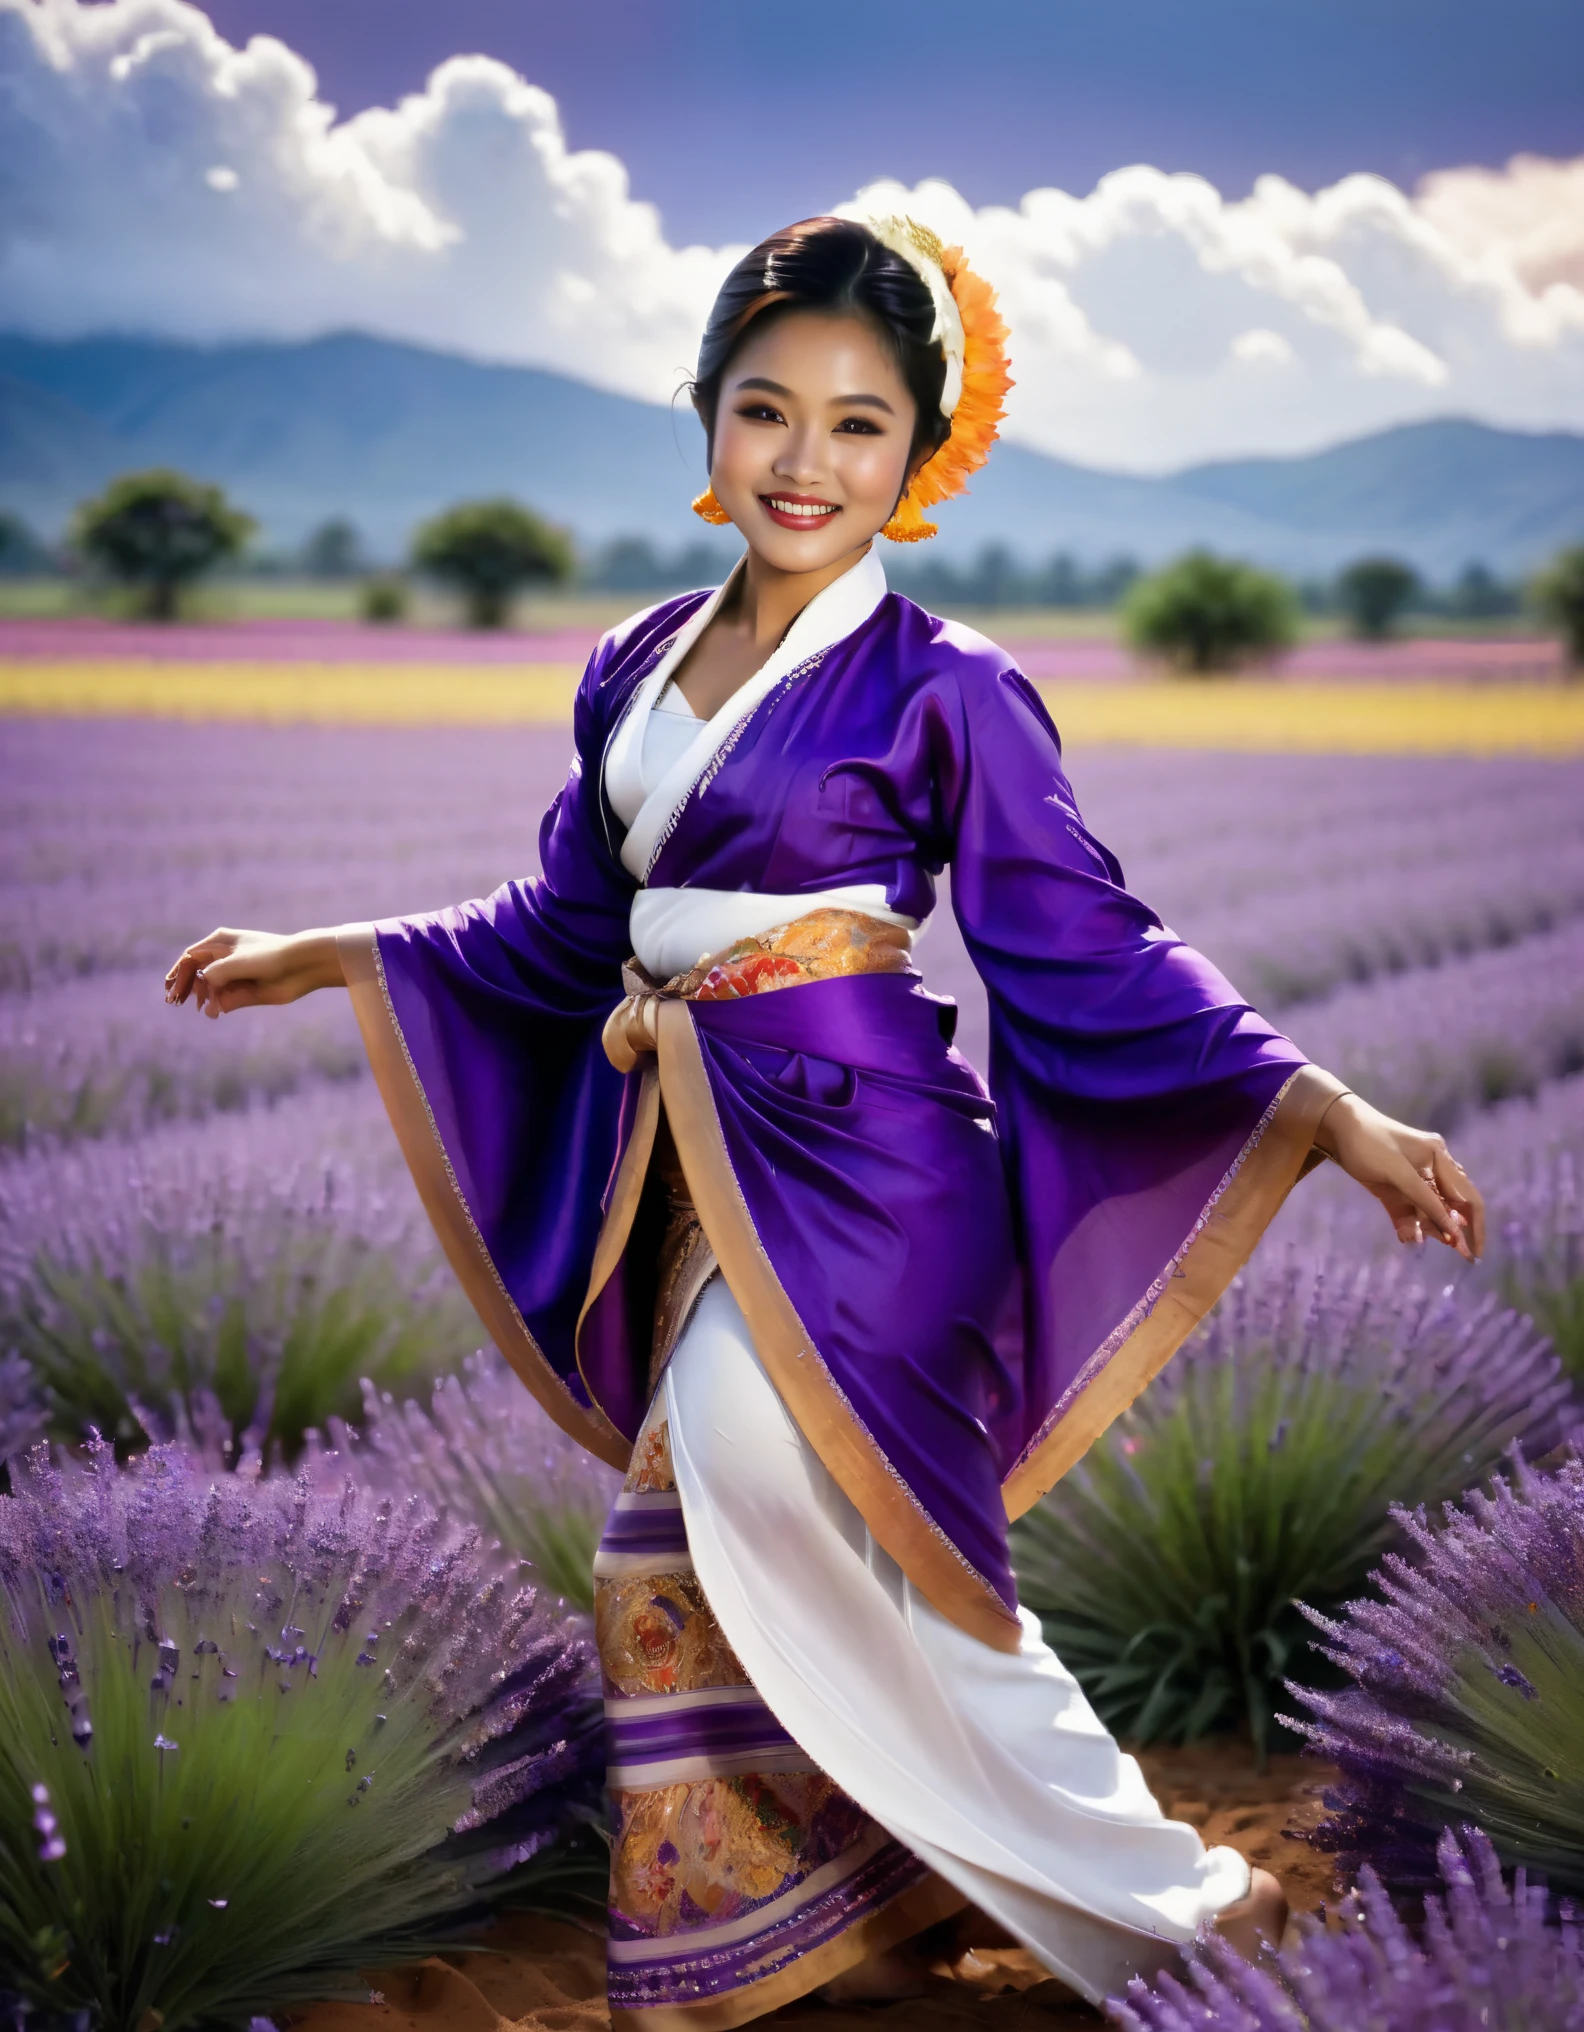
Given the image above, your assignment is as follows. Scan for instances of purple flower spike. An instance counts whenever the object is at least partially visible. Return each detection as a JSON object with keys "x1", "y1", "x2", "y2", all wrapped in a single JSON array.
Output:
[
  {"x1": 29, "y1": 1784, "x2": 66, "y2": 1864},
  {"x1": 1108, "y1": 1826, "x2": 1584, "y2": 2031},
  {"x1": 1286, "y1": 1451, "x2": 1584, "y2": 1893},
  {"x1": 325, "y1": 1348, "x2": 621, "y2": 1615}
]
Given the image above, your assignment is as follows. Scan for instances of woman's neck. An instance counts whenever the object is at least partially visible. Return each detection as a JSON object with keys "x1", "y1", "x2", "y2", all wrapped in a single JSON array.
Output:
[{"x1": 724, "y1": 539, "x2": 873, "y2": 650}]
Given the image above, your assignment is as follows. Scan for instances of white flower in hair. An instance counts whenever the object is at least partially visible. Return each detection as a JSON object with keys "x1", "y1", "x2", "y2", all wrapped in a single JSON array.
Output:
[{"x1": 836, "y1": 206, "x2": 966, "y2": 417}]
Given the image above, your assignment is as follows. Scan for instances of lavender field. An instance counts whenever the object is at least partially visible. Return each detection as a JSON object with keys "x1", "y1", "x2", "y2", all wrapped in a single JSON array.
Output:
[
  {"x1": 5, "y1": 712, "x2": 1582, "y2": 1413},
  {"x1": 4, "y1": 709, "x2": 1584, "y2": 2025}
]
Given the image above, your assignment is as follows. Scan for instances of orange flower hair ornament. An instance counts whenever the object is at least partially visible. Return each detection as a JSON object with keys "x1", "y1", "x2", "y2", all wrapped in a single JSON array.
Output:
[
  {"x1": 692, "y1": 213, "x2": 1012, "y2": 541},
  {"x1": 850, "y1": 212, "x2": 1013, "y2": 543}
]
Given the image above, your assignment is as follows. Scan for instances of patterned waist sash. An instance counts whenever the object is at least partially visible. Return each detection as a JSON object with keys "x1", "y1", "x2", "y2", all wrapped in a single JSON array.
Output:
[{"x1": 609, "y1": 909, "x2": 915, "y2": 1387}]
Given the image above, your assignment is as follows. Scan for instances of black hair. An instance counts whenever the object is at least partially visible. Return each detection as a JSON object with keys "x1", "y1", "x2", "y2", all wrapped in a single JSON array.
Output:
[{"x1": 690, "y1": 216, "x2": 951, "y2": 472}]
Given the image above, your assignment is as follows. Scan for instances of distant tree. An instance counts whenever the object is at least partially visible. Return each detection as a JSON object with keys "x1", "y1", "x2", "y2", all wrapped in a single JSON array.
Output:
[
  {"x1": 0, "y1": 511, "x2": 49, "y2": 576},
  {"x1": 969, "y1": 543, "x2": 1020, "y2": 609},
  {"x1": 1123, "y1": 550, "x2": 1298, "y2": 675},
  {"x1": 1530, "y1": 544, "x2": 1584, "y2": 670},
  {"x1": 1449, "y1": 561, "x2": 1520, "y2": 622},
  {"x1": 671, "y1": 541, "x2": 735, "y2": 588},
  {"x1": 71, "y1": 469, "x2": 254, "y2": 620},
  {"x1": 359, "y1": 573, "x2": 409, "y2": 623},
  {"x1": 300, "y1": 516, "x2": 363, "y2": 579},
  {"x1": 588, "y1": 536, "x2": 671, "y2": 593},
  {"x1": 1034, "y1": 552, "x2": 1084, "y2": 608},
  {"x1": 1336, "y1": 555, "x2": 1420, "y2": 639},
  {"x1": 1090, "y1": 555, "x2": 1142, "y2": 608},
  {"x1": 412, "y1": 498, "x2": 574, "y2": 627}
]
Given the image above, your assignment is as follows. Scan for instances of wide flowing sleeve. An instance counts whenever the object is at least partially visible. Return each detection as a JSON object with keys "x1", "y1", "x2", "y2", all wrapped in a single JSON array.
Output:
[
  {"x1": 939, "y1": 659, "x2": 1344, "y2": 1516},
  {"x1": 339, "y1": 654, "x2": 638, "y2": 1467}
]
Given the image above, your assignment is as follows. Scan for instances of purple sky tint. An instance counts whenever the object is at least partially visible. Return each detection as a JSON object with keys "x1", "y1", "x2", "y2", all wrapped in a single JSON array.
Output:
[{"x1": 195, "y1": 0, "x2": 1584, "y2": 241}]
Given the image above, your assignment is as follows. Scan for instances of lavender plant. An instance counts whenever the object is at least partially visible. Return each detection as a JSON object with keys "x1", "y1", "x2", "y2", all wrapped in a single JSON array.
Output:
[
  {"x1": 333, "y1": 1352, "x2": 621, "y2": 1614},
  {"x1": 1287, "y1": 1452, "x2": 1584, "y2": 1894},
  {"x1": 1010, "y1": 1258, "x2": 1567, "y2": 1756},
  {"x1": 0, "y1": 1438, "x2": 604, "y2": 2030},
  {"x1": 0, "y1": 1090, "x2": 480, "y2": 1461},
  {"x1": 1488, "y1": 1148, "x2": 1584, "y2": 1381},
  {"x1": 1108, "y1": 1826, "x2": 1584, "y2": 2032},
  {"x1": 0, "y1": 969, "x2": 366, "y2": 1147}
]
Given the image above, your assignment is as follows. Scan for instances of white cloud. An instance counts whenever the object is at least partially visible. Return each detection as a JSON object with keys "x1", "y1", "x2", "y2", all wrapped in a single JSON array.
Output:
[
  {"x1": 1230, "y1": 328, "x2": 1296, "y2": 367},
  {"x1": 3, "y1": 0, "x2": 1583, "y2": 469},
  {"x1": 855, "y1": 167, "x2": 1584, "y2": 466},
  {"x1": 0, "y1": 0, "x2": 741, "y2": 402}
]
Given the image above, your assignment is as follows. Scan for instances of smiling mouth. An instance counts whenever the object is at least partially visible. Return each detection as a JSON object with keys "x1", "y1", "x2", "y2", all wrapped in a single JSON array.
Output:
[{"x1": 761, "y1": 495, "x2": 841, "y2": 530}]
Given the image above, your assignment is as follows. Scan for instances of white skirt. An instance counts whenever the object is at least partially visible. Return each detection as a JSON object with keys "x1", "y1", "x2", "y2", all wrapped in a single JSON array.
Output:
[{"x1": 662, "y1": 1276, "x2": 1250, "y2": 2006}]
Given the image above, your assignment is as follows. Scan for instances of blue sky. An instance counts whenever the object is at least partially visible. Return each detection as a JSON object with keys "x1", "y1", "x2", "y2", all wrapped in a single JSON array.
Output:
[{"x1": 198, "y1": 0, "x2": 1584, "y2": 243}]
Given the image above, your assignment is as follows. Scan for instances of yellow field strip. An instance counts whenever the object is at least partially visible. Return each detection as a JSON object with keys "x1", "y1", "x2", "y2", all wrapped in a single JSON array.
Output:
[
  {"x1": 1038, "y1": 681, "x2": 1584, "y2": 755},
  {"x1": 1, "y1": 661, "x2": 1582, "y2": 754},
  {"x1": 0, "y1": 660, "x2": 584, "y2": 724}
]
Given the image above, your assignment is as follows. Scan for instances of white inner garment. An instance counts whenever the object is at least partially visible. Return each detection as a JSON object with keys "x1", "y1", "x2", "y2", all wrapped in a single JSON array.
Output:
[
  {"x1": 604, "y1": 552, "x2": 920, "y2": 981},
  {"x1": 664, "y1": 1277, "x2": 1251, "y2": 2006}
]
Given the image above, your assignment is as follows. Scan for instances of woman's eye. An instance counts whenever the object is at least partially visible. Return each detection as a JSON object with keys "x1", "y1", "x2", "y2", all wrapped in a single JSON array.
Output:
[
  {"x1": 735, "y1": 402, "x2": 784, "y2": 424},
  {"x1": 834, "y1": 417, "x2": 882, "y2": 435}
]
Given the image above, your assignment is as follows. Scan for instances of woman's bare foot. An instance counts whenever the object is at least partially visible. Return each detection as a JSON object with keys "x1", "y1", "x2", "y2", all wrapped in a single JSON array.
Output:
[
  {"x1": 816, "y1": 1943, "x2": 930, "y2": 2003},
  {"x1": 1212, "y1": 1868, "x2": 1289, "y2": 1961}
]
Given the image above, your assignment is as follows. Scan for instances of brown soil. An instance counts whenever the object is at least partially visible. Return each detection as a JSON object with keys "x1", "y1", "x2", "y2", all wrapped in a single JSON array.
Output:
[{"x1": 292, "y1": 1743, "x2": 1337, "y2": 2032}]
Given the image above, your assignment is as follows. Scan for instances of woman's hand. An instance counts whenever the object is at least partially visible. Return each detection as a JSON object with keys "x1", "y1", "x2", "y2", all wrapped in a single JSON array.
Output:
[
  {"x1": 1313, "y1": 1090, "x2": 1484, "y2": 1261},
  {"x1": 164, "y1": 928, "x2": 345, "y2": 1018}
]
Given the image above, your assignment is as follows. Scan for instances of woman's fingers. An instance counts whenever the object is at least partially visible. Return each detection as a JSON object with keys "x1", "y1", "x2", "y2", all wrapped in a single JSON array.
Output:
[
  {"x1": 1430, "y1": 1141, "x2": 1484, "y2": 1258},
  {"x1": 166, "y1": 929, "x2": 241, "y2": 1005},
  {"x1": 1393, "y1": 1156, "x2": 1473, "y2": 1259}
]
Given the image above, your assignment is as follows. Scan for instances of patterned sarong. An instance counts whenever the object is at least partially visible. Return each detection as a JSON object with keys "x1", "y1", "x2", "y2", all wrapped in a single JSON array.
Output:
[{"x1": 596, "y1": 1413, "x2": 951, "y2": 2028}]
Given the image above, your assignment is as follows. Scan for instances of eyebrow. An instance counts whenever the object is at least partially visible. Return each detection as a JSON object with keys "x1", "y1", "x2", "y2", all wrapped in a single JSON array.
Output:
[{"x1": 734, "y1": 376, "x2": 897, "y2": 416}]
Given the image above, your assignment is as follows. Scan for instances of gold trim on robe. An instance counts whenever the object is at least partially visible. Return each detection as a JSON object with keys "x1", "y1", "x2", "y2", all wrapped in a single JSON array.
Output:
[{"x1": 339, "y1": 923, "x2": 631, "y2": 1469}]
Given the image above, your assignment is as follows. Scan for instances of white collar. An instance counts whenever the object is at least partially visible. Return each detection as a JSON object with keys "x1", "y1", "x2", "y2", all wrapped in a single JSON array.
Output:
[{"x1": 608, "y1": 547, "x2": 888, "y2": 882}]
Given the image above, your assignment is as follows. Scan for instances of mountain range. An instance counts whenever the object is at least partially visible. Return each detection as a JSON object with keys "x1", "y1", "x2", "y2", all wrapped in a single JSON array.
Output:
[{"x1": 2, "y1": 330, "x2": 1582, "y2": 578}]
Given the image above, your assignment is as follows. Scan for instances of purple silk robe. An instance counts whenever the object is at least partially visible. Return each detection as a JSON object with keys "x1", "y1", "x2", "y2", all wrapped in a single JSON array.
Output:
[{"x1": 343, "y1": 588, "x2": 1338, "y2": 1652}]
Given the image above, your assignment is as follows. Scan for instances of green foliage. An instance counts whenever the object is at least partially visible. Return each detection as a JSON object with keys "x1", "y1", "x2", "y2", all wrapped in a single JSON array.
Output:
[
  {"x1": 70, "y1": 471, "x2": 254, "y2": 621},
  {"x1": 1447, "y1": 560, "x2": 1520, "y2": 622},
  {"x1": 0, "y1": 1444, "x2": 601, "y2": 2032},
  {"x1": 1009, "y1": 1263, "x2": 1565, "y2": 1759},
  {"x1": 359, "y1": 573, "x2": 409, "y2": 623},
  {"x1": 1531, "y1": 544, "x2": 1584, "y2": 667},
  {"x1": 1336, "y1": 555, "x2": 1421, "y2": 639},
  {"x1": 300, "y1": 517, "x2": 364, "y2": 580},
  {"x1": 1122, "y1": 550, "x2": 1298, "y2": 674},
  {"x1": 412, "y1": 498, "x2": 574, "y2": 628}
]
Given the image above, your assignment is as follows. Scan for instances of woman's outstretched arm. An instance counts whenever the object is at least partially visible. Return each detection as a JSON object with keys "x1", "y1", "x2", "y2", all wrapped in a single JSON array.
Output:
[{"x1": 165, "y1": 926, "x2": 351, "y2": 1016}]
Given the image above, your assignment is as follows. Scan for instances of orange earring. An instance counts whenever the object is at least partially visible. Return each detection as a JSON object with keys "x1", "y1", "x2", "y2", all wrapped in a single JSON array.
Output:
[
  {"x1": 880, "y1": 490, "x2": 939, "y2": 543},
  {"x1": 692, "y1": 486, "x2": 731, "y2": 526}
]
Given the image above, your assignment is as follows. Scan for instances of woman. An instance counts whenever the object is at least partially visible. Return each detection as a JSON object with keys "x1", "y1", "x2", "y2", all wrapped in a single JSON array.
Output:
[{"x1": 167, "y1": 214, "x2": 1483, "y2": 2027}]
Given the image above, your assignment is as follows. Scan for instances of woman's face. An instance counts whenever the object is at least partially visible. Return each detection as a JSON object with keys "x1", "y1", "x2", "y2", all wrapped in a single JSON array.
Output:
[{"x1": 706, "y1": 308, "x2": 922, "y2": 574}]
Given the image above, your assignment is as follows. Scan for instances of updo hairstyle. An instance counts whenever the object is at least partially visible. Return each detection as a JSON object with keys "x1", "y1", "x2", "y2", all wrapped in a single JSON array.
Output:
[{"x1": 690, "y1": 217, "x2": 952, "y2": 475}]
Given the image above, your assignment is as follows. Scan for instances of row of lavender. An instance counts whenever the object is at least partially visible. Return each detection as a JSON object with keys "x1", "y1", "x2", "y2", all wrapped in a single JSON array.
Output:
[
  {"x1": 6, "y1": 724, "x2": 1584, "y2": 1145},
  {"x1": 3, "y1": 717, "x2": 1584, "y2": 2027}
]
